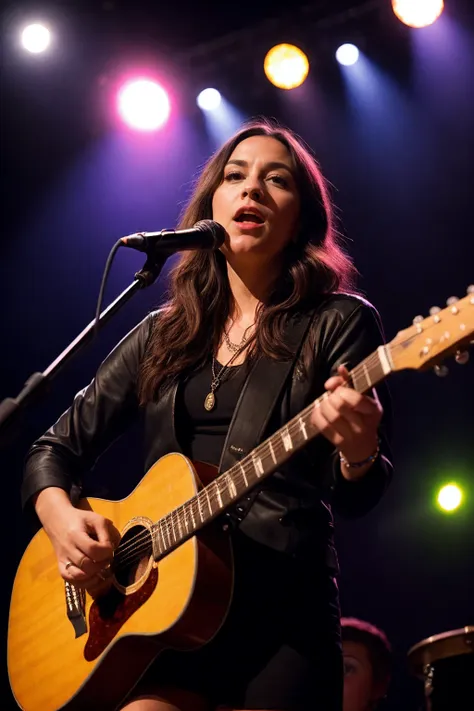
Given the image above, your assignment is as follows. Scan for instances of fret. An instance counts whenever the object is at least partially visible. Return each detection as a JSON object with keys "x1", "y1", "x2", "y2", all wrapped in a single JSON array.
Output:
[
  {"x1": 196, "y1": 495, "x2": 204, "y2": 523},
  {"x1": 352, "y1": 367, "x2": 363, "y2": 393},
  {"x1": 157, "y1": 524, "x2": 165, "y2": 554},
  {"x1": 183, "y1": 508, "x2": 190, "y2": 534},
  {"x1": 226, "y1": 474, "x2": 237, "y2": 499},
  {"x1": 378, "y1": 345, "x2": 392, "y2": 375},
  {"x1": 361, "y1": 361, "x2": 369, "y2": 389},
  {"x1": 281, "y1": 426, "x2": 293, "y2": 452},
  {"x1": 292, "y1": 425, "x2": 305, "y2": 449},
  {"x1": 240, "y1": 462, "x2": 249, "y2": 487},
  {"x1": 215, "y1": 481, "x2": 223, "y2": 508},
  {"x1": 352, "y1": 352, "x2": 387, "y2": 394},
  {"x1": 169, "y1": 518, "x2": 177, "y2": 544},
  {"x1": 258, "y1": 446, "x2": 272, "y2": 473},
  {"x1": 189, "y1": 503, "x2": 196, "y2": 529},
  {"x1": 299, "y1": 416, "x2": 308, "y2": 440},
  {"x1": 161, "y1": 521, "x2": 170, "y2": 550},
  {"x1": 269, "y1": 439, "x2": 277, "y2": 463},
  {"x1": 153, "y1": 526, "x2": 163, "y2": 558},
  {"x1": 176, "y1": 514, "x2": 183, "y2": 539},
  {"x1": 253, "y1": 454, "x2": 264, "y2": 477},
  {"x1": 203, "y1": 487, "x2": 213, "y2": 516}
]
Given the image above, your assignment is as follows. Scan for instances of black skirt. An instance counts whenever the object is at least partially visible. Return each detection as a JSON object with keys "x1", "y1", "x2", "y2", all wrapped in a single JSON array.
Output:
[{"x1": 129, "y1": 529, "x2": 343, "y2": 711}]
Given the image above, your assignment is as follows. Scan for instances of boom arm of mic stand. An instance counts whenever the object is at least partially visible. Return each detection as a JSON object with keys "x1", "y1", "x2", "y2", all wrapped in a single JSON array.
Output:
[{"x1": 0, "y1": 253, "x2": 166, "y2": 447}]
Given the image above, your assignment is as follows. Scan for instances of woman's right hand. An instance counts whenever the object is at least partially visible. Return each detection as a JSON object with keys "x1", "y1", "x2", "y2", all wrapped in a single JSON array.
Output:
[{"x1": 34, "y1": 487, "x2": 120, "y2": 592}]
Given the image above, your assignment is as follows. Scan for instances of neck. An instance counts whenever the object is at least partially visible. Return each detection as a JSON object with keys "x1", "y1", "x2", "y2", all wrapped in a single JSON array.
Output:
[{"x1": 226, "y1": 258, "x2": 281, "y2": 324}]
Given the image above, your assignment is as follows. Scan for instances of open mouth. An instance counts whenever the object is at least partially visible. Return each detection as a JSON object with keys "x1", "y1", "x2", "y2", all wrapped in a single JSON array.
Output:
[{"x1": 234, "y1": 212, "x2": 265, "y2": 224}]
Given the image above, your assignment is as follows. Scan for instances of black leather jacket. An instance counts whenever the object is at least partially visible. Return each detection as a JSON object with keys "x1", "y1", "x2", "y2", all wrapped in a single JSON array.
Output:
[{"x1": 22, "y1": 294, "x2": 393, "y2": 574}]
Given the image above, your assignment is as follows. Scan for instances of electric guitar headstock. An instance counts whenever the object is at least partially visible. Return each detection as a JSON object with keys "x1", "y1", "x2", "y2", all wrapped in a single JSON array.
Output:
[{"x1": 387, "y1": 286, "x2": 474, "y2": 376}]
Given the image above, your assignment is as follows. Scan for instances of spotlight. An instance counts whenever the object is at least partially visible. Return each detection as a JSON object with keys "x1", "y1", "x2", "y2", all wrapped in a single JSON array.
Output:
[
  {"x1": 264, "y1": 44, "x2": 309, "y2": 90},
  {"x1": 197, "y1": 88, "x2": 222, "y2": 111},
  {"x1": 336, "y1": 44, "x2": 360, "y2": 66},
  {"x1": 21, "y1": 24, "x2": 51, "y2": 54},
  {"x1": 437, "y1": 483, "x2": 463, "y2": 513},
  {"x1": 392, "y1": 0, "x2": 444, "y2": 29},
  {"x1": 117, "y1": 79, "x2": 170, "y2": 131}
]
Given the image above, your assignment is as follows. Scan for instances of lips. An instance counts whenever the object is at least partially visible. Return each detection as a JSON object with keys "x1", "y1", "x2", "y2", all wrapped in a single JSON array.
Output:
[{"x1": 233, "y1": 207, "x2": 265, "y2": 224}]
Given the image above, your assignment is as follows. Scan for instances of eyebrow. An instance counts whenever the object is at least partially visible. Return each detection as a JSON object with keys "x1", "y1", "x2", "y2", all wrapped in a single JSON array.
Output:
[{"x1": 225, "y1": 159, "x2": 293, "y2": 173}]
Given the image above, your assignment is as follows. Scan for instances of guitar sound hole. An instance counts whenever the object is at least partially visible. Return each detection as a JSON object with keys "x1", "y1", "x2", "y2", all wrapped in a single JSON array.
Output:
[{"x1": 114, "y1": 524, "x2": 153, "y2": 588}]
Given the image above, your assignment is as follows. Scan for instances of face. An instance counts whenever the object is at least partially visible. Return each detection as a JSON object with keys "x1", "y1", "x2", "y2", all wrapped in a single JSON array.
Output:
[
  {"x1": 343, "y1": 641, "x2": 380, "y2": 711},
  {"x1": 211, "y1": 135, "x2": 301, "y2": 265}
]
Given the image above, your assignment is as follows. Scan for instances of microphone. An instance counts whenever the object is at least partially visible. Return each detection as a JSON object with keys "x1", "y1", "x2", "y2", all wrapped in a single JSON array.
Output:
[{"x1": 120, "y1": 219, "x2": 226, "y2": 253}]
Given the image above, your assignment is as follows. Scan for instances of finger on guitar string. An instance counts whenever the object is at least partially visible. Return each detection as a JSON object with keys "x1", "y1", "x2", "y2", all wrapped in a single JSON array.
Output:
[
  {"x1": 61, "y1": 558, "x2": 113, "y2": 590},
  {"x1": 58, "y1": 531, "x2": 115, "y2": 584},
  {"x1": 86, "y1": 513, "x2": 121, "y2": 550}
]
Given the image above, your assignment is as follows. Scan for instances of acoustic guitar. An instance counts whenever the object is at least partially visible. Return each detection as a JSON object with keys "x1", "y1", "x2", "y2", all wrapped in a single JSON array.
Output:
[{"x1": 8, "y1": 287, "x2": 474, "y2": 710}]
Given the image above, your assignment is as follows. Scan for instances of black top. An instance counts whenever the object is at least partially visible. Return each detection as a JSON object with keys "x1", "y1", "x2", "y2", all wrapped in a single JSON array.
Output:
[{"x1": 178, "y1": 358, "x2": 248, "y2": 467}]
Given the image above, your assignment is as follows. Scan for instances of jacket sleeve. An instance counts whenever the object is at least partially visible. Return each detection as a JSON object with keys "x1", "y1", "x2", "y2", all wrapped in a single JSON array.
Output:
[
  {"x1": 21, "y1": 312, "x2": 155, "y2": 515},
  {"x1": 319, "y1": 299, "x2": 394, "y2": 518}
]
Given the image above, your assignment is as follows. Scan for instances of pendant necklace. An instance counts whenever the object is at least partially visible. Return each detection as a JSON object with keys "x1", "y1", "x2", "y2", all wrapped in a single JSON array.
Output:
[{"x1": 204, "y1": 324, "x2": 254, "y2": 412}]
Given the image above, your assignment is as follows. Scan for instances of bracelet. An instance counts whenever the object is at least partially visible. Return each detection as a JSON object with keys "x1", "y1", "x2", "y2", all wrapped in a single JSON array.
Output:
[{"x1": 339, "y1": 440, "x2": 380, "y2": 469}]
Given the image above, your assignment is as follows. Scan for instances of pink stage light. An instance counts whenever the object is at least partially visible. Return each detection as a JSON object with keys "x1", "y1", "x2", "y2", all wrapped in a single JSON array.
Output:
[{"x1": 117, "y1": 79, "x2": 170, "y2": 131}]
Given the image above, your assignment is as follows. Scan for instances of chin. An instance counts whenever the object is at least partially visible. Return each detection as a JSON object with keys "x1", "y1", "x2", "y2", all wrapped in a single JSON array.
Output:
[{"x1": 223, "y1": 234, "x2": 263, "y2": 254}]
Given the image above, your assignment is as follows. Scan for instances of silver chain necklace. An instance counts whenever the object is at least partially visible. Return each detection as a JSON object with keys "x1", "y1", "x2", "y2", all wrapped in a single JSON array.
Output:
[{"x1": 222, "y1": 323, "x2": 254, "y2": 353}]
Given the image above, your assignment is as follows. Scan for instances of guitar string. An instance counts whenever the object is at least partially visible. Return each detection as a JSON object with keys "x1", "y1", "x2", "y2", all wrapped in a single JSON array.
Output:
[{"x1": 112, "y1": 349, "x2": 386, "y2": 570}]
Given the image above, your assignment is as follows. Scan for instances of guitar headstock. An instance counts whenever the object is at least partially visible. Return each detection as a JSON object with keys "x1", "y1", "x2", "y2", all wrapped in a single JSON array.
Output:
[{"x1": 388, "y1": 286, "x2": 474, "y2": 374}]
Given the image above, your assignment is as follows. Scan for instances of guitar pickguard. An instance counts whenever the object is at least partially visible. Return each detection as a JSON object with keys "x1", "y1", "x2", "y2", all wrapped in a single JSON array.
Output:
[{"x1": 84, "y1": 566, "x2": 158, "y2": 661}]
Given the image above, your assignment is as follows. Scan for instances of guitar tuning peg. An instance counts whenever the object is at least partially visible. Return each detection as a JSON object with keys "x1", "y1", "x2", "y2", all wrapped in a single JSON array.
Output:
[
  {"x1": 446, "y1": 296, "x2": 459, "y2": 306},
  {"x1": 413, "y1": 315, "x2": 424, "y2": 324},
  {"x1": 455, "y1": 351, "x2": 470, "y2": 365},
  {"x1": 467, "y1": 285, "x2": 474, "y2": 294},
  {"x1": 429, "y1": 306, "x2": 441, "y2": 315},
  {"x1": 434, "y1": 364, "x2": 449, "y2": 377}
]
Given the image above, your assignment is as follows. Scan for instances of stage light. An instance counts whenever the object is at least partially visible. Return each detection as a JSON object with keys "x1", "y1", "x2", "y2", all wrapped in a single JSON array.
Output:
[
  {"x1": 117, "y1": 79, "x2": 170, "y2": 131},
  {"x1": 336, "y1": 44, "x2": 360, "y2": 66},
  {"x1": 264, "y1": 44, "x2": 309, "y2": 90},
  {"x1": 392, "y1": 0, "x2": 444, "y2": 29},
  {"x1": 21, "y1": 24, "x2": 51, "y2": 54},
  {"x1": 436, "y1": 483, "x2": 463, "y2": 513},
  {"x1": 197, "y1": 88, "x2": 222, "y2": 111}
]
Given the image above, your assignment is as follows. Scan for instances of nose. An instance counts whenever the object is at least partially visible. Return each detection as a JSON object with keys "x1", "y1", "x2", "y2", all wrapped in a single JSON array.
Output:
[{"x1": 241, "y1": 176, "x2": 262, "y2": 202}]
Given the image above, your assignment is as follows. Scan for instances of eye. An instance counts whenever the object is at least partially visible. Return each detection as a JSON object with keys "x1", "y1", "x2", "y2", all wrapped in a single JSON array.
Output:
[
  {"x1": 268, "y1": 174, "x2": 288, "y2": 187},
  {"x1": 343, "y1": 661, "x2": 357, "y2": 676},
  {"x1": 225, "y1": 171, "x2": 244, "y2": 181}
]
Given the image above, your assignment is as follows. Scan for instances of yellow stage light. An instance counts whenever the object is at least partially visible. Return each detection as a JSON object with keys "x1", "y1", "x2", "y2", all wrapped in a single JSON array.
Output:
[
  {"x1": 264, "y1": 44, "x2": 309, "y2": 90},
  {"x1": 392, "y1": 0, "x2": 444, "y2": 29}
]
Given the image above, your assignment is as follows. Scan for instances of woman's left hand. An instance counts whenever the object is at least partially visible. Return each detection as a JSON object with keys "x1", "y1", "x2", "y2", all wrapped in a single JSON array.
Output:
[{"x1": 311, "y1": 365, "x2": 383, "y2": 476}]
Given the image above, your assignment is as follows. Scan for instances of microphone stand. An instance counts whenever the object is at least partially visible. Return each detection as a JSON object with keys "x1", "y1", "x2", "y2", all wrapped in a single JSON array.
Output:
[{"x1": 0, "y1": 253, "x2": 166, "y2": 448}]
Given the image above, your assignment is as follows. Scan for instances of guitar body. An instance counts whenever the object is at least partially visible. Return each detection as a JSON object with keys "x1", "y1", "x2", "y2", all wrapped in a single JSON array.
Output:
[{"x1": 8, "y1": 453, "x2": 233, "y2": 711}]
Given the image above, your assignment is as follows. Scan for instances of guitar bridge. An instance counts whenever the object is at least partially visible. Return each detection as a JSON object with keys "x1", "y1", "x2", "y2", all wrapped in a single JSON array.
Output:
[{"x1": 65, "y1": 581, "x2": 87, "y2": 638}]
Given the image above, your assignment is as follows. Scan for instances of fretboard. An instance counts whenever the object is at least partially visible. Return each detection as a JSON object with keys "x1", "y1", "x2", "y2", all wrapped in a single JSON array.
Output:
[{"x1": 151, "y1": 344, "x2": 392, "y2": 559}]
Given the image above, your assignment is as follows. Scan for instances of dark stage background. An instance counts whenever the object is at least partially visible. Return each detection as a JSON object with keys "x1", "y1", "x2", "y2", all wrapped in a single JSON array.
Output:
[{"x1": 1, "y1": 1, "x2": 473, "y2": 708}]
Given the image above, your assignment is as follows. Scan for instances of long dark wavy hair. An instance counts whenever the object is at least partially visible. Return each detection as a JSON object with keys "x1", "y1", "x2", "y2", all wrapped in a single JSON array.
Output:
[{"x1": 138, "y1": 118, "x2": 357, "y2": 403}]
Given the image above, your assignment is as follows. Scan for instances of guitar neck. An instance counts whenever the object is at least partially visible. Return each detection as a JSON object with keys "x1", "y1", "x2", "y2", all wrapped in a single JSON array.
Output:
[{"x1": 151, "y1": 345, "x2": 392, "y2": 558}]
